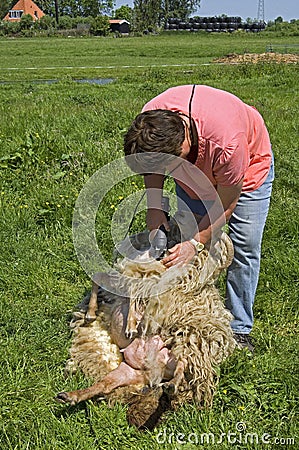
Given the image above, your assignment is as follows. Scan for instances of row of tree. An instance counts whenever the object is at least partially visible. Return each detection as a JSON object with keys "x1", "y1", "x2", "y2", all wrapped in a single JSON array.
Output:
[
  {"x1": 0, "y1": 0, "x2": 201, "y2": 32},
  {"x1": 1, "y1": 1, "x2": 298, "y2": 35}
]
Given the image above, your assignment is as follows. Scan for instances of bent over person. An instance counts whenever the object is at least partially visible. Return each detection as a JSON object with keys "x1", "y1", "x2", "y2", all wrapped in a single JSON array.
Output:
[{"x1": 123, "y1": 85, "x2": 274, "y2": 352}]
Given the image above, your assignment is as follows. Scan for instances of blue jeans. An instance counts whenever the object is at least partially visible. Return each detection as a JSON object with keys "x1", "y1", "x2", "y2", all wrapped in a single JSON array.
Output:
[{"x1": 175, "y1": 156, "x2": 274, "y2": 334}]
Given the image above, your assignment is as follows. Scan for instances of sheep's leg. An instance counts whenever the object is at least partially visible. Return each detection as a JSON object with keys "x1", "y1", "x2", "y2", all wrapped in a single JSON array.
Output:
[
  {"x1": 85, "y1": 272, "x2": 109, "y2": 323},
  {"x1": 85, "y1": 280, "x2": 99, "y2": 323},
  {"x1": 125, "y1": 298, "x2": 138, "y2": 339},
  {"x1": 56, "y1": 362, "x2": 147, "y2": 405},
  {"x1": 162, "y1": 358, "x2": 186, "y2": 396}
]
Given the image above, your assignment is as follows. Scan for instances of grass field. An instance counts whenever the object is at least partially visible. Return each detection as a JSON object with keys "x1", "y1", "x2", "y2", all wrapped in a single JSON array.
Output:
[{"x1": 0, "y1": 32, "x2": 298, "y2": 449}]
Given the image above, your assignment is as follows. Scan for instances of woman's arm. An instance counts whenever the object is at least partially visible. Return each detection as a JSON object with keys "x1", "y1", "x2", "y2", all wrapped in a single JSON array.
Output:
[
  {"x1": 162, "y1": 180, "x2": 243, "y2": 267},
  {"x1": 194, "y1": 180, "x2": 243, "y2": 244},
  {"x1": 144, "y1": 174, "x2": 170, "y2": 231}
]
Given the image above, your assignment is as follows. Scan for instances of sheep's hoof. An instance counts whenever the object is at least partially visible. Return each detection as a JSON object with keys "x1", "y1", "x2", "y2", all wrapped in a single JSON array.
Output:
[
  {"x1": 55, "y1": 392, "x2": 77, "y2": 406},
  {"x1": 162, "y1": 382, "x2": 176, "y2": 396}
]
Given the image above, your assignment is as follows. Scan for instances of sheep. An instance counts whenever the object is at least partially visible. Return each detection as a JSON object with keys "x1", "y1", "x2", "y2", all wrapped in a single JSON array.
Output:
[{"x1": 56, "y1": 216, "x2": 236, "y2": 429}]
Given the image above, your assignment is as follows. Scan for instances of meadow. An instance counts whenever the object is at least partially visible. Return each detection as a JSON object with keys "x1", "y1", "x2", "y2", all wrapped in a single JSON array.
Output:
[{"x1": 0, "y1": 32, "x2": 298, "y2": 449}]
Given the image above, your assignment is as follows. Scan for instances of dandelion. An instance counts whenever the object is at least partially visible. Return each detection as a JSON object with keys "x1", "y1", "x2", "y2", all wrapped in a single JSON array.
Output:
[
  {"x1": 45, "y1": 202, "x2": 49, "y2": 205},
  {"x1": 59, "y1": 195, "x2": 63, "y2": 198},
  {"x1": 1, "y1": 191, "x2": 4, "y2": 195},
  {"x1": 110, "y1": 204, "x2": 115, "y2": 209},
  {"x1": 57, "y1": 204, "x2": 61, "y2": 208},
  {"x1": 24, "y1": 204, "x2": 28, "y2": 208},
  {"x1": 223, "y1": 389, "x2": 227, "y2": 395},
  {"x1": 118, "y1": 196, "x2": 124, "y2": 200},
  {"x1": 238, "y1": 406, "x2": 245, "y2": 411}
]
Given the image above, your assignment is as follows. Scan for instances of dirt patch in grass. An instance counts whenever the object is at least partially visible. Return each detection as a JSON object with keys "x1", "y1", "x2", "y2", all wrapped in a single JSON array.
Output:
[{"x1": 214, "y1": 52, "x2": 299, "y2": 64}]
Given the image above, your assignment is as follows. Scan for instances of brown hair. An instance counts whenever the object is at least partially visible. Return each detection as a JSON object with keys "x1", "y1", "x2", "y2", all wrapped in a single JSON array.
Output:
[{"x1": 124, "y1": 110, "x2": 185, "y2": 157}]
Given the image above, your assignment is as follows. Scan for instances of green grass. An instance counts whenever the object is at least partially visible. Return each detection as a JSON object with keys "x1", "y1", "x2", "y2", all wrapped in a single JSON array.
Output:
[
  {"x1": 0, "y1": 32, "x2": 299, "y2": 81},
  {"x1": 0, "y1": 33, "x2": 298, "y2": 449}
]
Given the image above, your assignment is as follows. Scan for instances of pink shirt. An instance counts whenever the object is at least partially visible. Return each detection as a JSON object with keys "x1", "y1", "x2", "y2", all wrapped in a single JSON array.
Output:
[{"x1": 142, "y1": 85, "x2": 272, "y2": 194}]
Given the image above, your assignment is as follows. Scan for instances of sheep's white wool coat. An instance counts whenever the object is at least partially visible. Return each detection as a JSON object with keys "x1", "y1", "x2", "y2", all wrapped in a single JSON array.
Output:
[{"x1": 66, "y1": 228, "x2": 235, "y2": 408}]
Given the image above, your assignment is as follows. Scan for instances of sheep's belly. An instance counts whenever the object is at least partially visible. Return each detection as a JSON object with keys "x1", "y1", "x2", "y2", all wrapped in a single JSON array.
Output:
[{"x1": 70, "y1": 322, "x2": 123, "y2": 380}]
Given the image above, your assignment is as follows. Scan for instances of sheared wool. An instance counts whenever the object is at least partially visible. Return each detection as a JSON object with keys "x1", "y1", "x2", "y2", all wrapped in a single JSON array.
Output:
[{"x1": 66, "y1": 308, "x2": 122, "y2": 382}]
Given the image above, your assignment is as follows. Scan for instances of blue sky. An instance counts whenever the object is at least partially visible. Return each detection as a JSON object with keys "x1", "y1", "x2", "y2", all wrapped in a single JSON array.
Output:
[{"x1": 114, "y1": 0, "x2": 299, "y2": 22}]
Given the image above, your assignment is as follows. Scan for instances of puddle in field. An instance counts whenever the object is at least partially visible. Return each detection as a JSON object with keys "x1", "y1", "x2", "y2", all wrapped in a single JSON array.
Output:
[
  {"x1": 0, "y1": 78, "x2": 114, "y2": 85},
  {"x1": 75, "y1": 78, "x2": 114, "y2": 85}
]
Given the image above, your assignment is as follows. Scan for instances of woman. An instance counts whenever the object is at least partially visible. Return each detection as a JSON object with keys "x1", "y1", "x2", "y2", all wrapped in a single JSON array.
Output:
[{"x1": 124, "y1": 85, "x2": 274, "y2": 352}]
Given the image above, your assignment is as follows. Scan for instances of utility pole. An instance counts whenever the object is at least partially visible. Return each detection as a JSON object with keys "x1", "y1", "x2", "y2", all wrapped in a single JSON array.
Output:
[
  {"x1": 54, "y1": 0, "x2": 59, "y2": 24},
  {"x1": 257, "y1": 0, "x2": 265, "y2": 22}
]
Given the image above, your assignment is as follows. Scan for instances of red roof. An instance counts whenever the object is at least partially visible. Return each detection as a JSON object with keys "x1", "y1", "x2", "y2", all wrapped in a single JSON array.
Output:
[
  {"x1": 3, "y1": 0, "x2": 45, "y2": 22},
  {"x1": 109, "y1": 20, "x2": 130, "y2": 24}
]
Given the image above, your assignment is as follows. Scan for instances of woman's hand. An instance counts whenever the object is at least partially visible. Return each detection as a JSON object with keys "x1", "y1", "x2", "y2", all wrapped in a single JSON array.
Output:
[
  {"x1": 146, "y1": 208, "x2": 170, "y2": 231},
  {"x1": 162, "y1": 241, "x2": 196, "y2": 267}
]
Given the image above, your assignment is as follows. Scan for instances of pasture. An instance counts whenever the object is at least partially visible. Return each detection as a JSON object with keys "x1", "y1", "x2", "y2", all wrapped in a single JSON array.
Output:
[{"x1": 0, "y1": 32, "x2": 298, "y2": 449}]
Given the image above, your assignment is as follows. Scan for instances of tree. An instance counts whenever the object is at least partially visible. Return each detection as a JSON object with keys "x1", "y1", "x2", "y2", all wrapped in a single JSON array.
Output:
[
  {"x1": 36, "y1": 14, "x2": 56, "y2": 29},
  {"x1": 74, "y1": 0, "x2": 114, "y2": 16},
  {"x1": 35, "y1": 1, "x2": 56, "y2": 16},
  {"x1": 134, "y1": 0, "x2": 161, "y2": 31},
  {"x1": 34, "y1": 0, "x2": 114, "y2": 18},
  {"x1": 163, "y1": 0, "x2": 200, "y2": 21},
  {"x1": 266, "y1": 20, "x2": 274, "y2": 27},
  {"x1": 90, "y1": 14, "x2": 110, "y2": 34},
  {"x1": 133, "y1": 0, "x2": 200, "y2": 31},
  {"x1": 0, "y1": 0, "x2": 11, "y2": 20},
  {"x1": 20, "y1": 13, "x2": 34, "y2": 29},
  {"x1": 0, "y1": 19, "x2": 21, "y2": 34},
  {"x1": 57, "y1": 14, "x2": 73, "y2": 28},
  {"x1": 114, "y1": 5, "x2": 133, "y2": 22}
]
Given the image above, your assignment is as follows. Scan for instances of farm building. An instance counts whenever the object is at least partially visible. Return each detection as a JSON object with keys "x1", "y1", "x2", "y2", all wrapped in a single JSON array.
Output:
[
  {"x1": 109, "y1": 19, "x2": 130, "y2": 34},
  {"x1": 3, "y1": 0, "x2": 45, "y2": 22}
]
